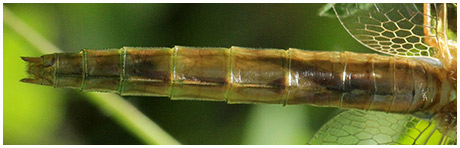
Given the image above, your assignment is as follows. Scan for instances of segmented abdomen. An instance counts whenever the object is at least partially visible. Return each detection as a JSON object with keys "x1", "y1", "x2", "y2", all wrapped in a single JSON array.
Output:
[{"x1": 24, "y1": 46, "x2": 441, "y2": 113}]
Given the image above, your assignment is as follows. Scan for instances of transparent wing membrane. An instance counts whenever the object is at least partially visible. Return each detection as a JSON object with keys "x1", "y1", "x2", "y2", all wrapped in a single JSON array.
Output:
[
  {"x1": 333, "y1": 4, "x2": 438, "y2": 57},
  {"x1": 308, "y1": 110, "x2": 456, "y2": 145}
]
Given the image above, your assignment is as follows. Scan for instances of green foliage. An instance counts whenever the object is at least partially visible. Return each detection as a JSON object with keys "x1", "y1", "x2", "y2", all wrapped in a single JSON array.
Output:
[
  {"x1": 4, "y1": 6, "x2": 180, "y2": 145},
  {"x1": 4, "y1": 15, "x2": 65, "y2": 145},
  {"x1": 242, "y1": 105, "x2": 311, "y2": 144}
]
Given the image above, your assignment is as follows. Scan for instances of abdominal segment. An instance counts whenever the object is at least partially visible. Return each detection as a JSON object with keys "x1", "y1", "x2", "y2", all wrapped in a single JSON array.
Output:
[{"x1": 21, "y1": 46, "x2": 441, "y2": 114}]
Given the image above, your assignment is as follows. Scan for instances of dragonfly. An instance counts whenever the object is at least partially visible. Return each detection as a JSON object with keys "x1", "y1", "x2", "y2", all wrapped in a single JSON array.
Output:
[{"x1": 20, "y1": 3, "x2": 456, "y2": 145}]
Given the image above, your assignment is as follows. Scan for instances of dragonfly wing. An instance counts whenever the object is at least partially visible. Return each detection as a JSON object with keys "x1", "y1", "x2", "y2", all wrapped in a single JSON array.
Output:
[
  {"x1": 308, "y1": 110, "x2": 457, "y2": 145},
  {"x1": 333, "y1": 3, "x2": 438, "y2": 57}
]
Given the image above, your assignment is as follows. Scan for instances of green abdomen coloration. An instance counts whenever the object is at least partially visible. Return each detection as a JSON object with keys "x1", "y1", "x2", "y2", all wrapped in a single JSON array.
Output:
[{"x1": 22, "y1": 46, "x2": 441, "y2": 114}]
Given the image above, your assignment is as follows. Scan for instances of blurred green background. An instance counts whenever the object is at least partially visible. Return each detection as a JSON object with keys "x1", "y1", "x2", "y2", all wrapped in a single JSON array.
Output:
[{"x1": 4, "y1": 3, "x2": 371, "y2": 144}]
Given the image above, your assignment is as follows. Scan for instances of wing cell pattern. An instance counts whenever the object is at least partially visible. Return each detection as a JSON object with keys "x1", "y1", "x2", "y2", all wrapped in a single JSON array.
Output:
[
  {"x1": 308, "y1": 110, "x2": 456, "y2": 145},
  {"x1": 334, "y1": 4, "x2": 437, "y2": 57}
]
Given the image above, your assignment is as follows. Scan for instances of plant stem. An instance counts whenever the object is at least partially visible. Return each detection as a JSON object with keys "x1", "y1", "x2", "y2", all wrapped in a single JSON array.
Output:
[{"x1": 4, "y1": 6, "x2": 181, "y2": 145}]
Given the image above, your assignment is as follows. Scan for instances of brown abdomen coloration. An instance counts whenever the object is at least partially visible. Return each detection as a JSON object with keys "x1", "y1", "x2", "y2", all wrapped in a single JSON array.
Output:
[{"x1": 21, "y1": 46, "x2": 441, "y2": 114}]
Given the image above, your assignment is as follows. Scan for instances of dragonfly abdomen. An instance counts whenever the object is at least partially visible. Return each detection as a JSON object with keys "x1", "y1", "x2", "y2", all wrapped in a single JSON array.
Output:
[
  {"x1": 296, "y1": 51, "x2": 440, "y2": 113},
  {"x1": 21, "y1": 46, "x2": 441, "y2": 113}
]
